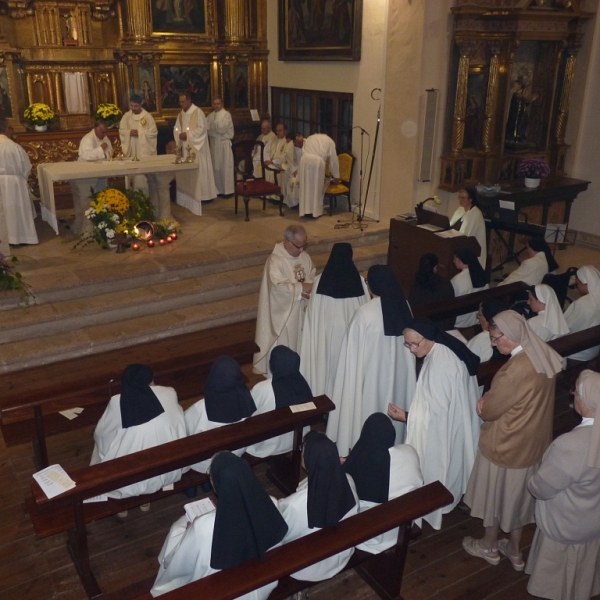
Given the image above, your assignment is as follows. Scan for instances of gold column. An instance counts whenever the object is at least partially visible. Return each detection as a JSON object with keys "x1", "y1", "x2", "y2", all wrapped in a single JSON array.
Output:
[
  {"x1": 451, "y1": 41, "x2": 472, "y2": 156},
  {"x1": 222, "y1": 0, "x2": 249, "y2": 43},
  {"x1": 125, "y1": 0, "x2": 152, "y2": 41},
  {"x1": 482, "y1": 44, "x2": 501, "y2": 153},
  {"x1": 554, "y1": 46, "x2": 578, "y2": 145}
]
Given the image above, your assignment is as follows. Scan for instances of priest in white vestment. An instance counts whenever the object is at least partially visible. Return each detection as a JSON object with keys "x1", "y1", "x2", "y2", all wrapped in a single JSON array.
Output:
[
  {"x1": 91, "y1": 364, "x2": 186, "y2": 500},
  {"x1": 499, "y1": 238, "x2": 557, "y2": 287},
  {"x1": 0, "y1": 120, "x2": 38, "y2": 246},
  {"x1": 449, "y1": 188, "x2": 487, "y2": 268},
  {"x1": 327, "y1": 265, "x2": 416, "y2": 455},
  {"x1": 299, "y1": 242, "x2": 369, "y2": 396},
  {"x1": 253, "y1": 225, "x2": 316, "y2": 375},
  {"x1": 206, "y1": 97, "x2": 234, "y2": 196},
  {"x1": 343, "y1": 413, "x2": 423, "y2": 554},
  {"x1": 151, "y1": 452, "x2": 288, "y2": 598},
  {"x1": 264, "y1": 122, "x2": 294, "y2": 199},
  {"x1": 297, "y1": 133, "x2": 340, "y2": 218},
  {"x1": 564, "y1": 266, "x2": 600, "y2": 362},
  {"x1": 77, "y1": 120, "x2": 113, "y2": 194},
  {"x1": 526, "y1": 284, "x2": 569, "y2": 342},
  {"x1": 174, "y1": 92, "x2": 218, "y2": 214},
  {"x1": 388, "y1": 319, "x2": 481, "y2": 530},
  {"x1": 119, "y1": 94, "x2": 157, "y2": 193},
  {"x1": 451, "y1": 247, "x2": 489, "y2": 328},
  {"x1": 253, "y1": 119, "x2": 276, "y2": 178}
]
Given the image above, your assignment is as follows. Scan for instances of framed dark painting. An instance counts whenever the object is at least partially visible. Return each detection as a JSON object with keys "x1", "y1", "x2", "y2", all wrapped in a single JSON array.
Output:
[
  {"x1": 278, "y1": 0, "x2": 362, "y2": 61},
  {"x1": 152, "y1": 0, "x2": 207, "y2": 35},
  {"x1": 159, "y1": 65, "x2": 211, "y2": 109},
  {"x1": 138, "y1": 66, "x2": 157, "y2": 112}
]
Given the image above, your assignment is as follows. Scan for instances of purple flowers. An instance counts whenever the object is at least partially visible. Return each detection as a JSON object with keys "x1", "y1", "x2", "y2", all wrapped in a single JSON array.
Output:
[{"x1": 516, "y1": 158, "x2": 551, "y2": 179}]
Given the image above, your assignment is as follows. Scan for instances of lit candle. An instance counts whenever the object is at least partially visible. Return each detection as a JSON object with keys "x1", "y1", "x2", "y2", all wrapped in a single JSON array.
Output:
[
  {"x1": 166, "y1": 236, "x2": 173, "y2": 243},
  {"x1": 159, "y1": 239, "x2": 166, "y2": 246},
  {"x1": 147, "y1": 240, "x2": 155, "y2": 248},
  {"x1": 171, "y1": 233, "x2": 178, "y2": 240},
  {"x1": 132, "y1": 243, "x2": 140, "y2": 251}
]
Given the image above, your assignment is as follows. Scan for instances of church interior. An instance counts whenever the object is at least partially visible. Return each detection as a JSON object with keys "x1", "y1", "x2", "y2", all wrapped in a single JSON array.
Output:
[{"x1": 1, "y1": 0, "x2": 600, "y2": 598}]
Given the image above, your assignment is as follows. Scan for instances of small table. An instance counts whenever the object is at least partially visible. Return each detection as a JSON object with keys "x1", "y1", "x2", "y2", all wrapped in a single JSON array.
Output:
[{"x1": 37, "y1": 155, "x2": 199, "y2": 235}]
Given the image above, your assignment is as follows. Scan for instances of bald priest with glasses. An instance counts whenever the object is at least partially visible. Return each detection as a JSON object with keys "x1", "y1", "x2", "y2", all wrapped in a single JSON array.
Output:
[{"x1": 253, "y1": 225, "x2": 315, "y2": 375}]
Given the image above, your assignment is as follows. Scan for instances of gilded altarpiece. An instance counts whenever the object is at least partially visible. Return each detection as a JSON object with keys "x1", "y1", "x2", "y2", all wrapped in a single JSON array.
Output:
[
  {"x1": 441, "y1": 0, "x2": 592, "y2": 192},
  {"x1": 0, "y1": 0, "x2": 269, "y2": 191}
]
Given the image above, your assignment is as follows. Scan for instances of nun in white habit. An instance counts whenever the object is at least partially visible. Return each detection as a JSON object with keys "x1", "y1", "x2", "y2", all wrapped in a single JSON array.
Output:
[
  {"x1": 499, "y1": 238, "x2": 558, "y2": 287},
  {"x1": 299, "y1": 242, "x2": 370, "y2": 396},
  {"x1": 343, "y1": 413, "x2": 423, "y2": 554},
  {"x1": 451, "y1": 247, "x2": 489, "y2": 328},
  {"x1": 185, "y1": 356, "x2": 256, "y2": 473},
  {"x1": 388, "y1": 319, "x2": 481, "y2": 530},
  {"x1": 449, "y1": 188, "x2": 487, "y2": 268},
  {"x1": 151, "y1": 451, "x2": 288, "y2": 598},
  {"x1": 563, "y1": 265, "x2": 600, "y2": 362},
  {"x1": 526, "y1": 284, "x2": 569, "y2": 342},
  {"x1": 91, "y1": 364, "x2": 186, "y2": 499},
  {"x1": 278, "y1": 432, "x2": 358, "y2": 582},
  {"x1": 246, "y1": 345, "x2": 313, "y2": 458},
  {"x1": 326, "y1": 264, "x2": 416, "y2": 456}
]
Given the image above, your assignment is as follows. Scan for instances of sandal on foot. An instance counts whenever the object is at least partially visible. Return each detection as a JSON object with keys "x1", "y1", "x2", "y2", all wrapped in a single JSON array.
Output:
[
  {"x1": 497, "y1": 539, "x2": 525, "y2": 571},
  {"x1": 140, "y1": 503, "x2": 151, "y2": 512},
  {"x1": 117, "y1": 510, "x2": 128, "y2": 518},
  {"x1": 462, "y1": 536, "x2": 500, "y2": 566}
]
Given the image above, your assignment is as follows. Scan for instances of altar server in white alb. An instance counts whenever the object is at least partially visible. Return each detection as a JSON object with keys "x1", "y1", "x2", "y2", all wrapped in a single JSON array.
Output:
[
  {"x1": 449, "y1": 188, "x2": 487, "y2": 268},
  {"x1": 564, "y1": 265, "x2": 600, "y2": 362},
  {"x1": 91, "y1": 364, "x2": 186, "y2": 501},
  {"x1": 246, "y1": 345, "x2": 313, "y2": 459},
  {"x1": 206, "y1": 97, "x2": 234, "y2": 196},
  {"x1": 526, "y1": 284, "x2": 569, "y2": 343},
  {"x1": 388, "y1": 319, "x2": 481, "y2": 530},
  {"x1": 119, "y1": 94, "x2": 157, "y2": 192},
  {"x1": 451, "y1": 247, "x2": 489, "y2": 328},
  {"x1": 343, "y1": 413, "x2": 423, "y2": 554},
  {"x1": 253, "y1": 119, "x2": 276, "y2": 178},
  {"x1": 300, "y1": 242, "x2": 370, "y2": 396},
  {"x1": 0, "y1": 119, "x2": 38, "y2": 247},
  {"x1": 151, "y1": 452, "x2": 288, "y2": 598},
  {"x1": 499, "y1": 238, "x2": 557, "y2": 287},
  {"x1": 327, "y1": 264, "x2": 416, "y2": 455},
  {"x1": 174, "y1": 92, "x2": 218, "y2": 214},
  {"x1": 297, "y1": 133, "x2": 340, "y2": 218},
  {"x1": 278, "y1": 432, "x2": 358, "y2": 582},
  {"x1": 253, "y1": 225, "x2": 316, "y2": 375}
]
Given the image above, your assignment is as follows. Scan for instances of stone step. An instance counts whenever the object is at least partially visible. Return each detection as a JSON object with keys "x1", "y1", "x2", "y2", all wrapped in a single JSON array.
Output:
[{"x1": 0, "y1": 241, "x2": 389, "y2": 359}]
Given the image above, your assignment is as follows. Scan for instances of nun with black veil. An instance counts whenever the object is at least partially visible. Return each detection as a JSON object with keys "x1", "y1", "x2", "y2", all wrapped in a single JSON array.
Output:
[
  {"x1": 343, "y1": 413, "x2": 423, "y2": 554},
  {"x1": 246, "y1": 345, "x2": 313, "y2": 458},
  {"x1": 451, "y1": 247, "x2": 489, "y2": 328},
  {"x1": 278, "y1": 432, "x2": 359, "y2": 582},
  {"x1": 388, "y1": 318, "x2": 481, "y2": 530},
  {"x1": 150, "y1": 451, "x2": 288, "y2": 598},
  {"x1": 299, "y1": 242, "x2": 370, "y2": 396},
  {"x1": 91, "y1": 363, "x2": 186, "y2": 500},
  {"x1": 185, "y1": 356, "x2": 256, "y2": 473},
  {"x1": 326, "y1": 264, "x2": 416, "y2": 456}
]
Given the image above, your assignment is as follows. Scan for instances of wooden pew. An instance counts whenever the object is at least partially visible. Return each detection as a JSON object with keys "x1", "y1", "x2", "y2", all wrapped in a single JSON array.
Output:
[
  {"x1": 0, "y1": 332, "x2": 258, "y2": 469},
  {"x1": 124, "y1": 481, "x2": 453, "y2": 600},
  {"x1": 25, "y1": 395, "x2": 334, "y2": 600},
  {"x1": 413, "y1": 281, "x2": 528, "y2": 323}
]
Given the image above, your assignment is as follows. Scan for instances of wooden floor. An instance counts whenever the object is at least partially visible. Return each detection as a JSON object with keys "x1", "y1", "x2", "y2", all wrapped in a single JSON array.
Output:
[{"x1": 0, "y1": 331, "x2": 596, "y2": 600}]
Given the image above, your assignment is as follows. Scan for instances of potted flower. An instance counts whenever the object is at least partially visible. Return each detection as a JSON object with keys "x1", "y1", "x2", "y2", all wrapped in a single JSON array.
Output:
[
  {"x1": 516, "y1": 157, "x2": 551, "y2": 188},
  {"x1": 23, "y1": 103, "x2": 55, "y2": 132},
  {"x1": 94, "y1": 103, "x2": 122, "y2": 128}
]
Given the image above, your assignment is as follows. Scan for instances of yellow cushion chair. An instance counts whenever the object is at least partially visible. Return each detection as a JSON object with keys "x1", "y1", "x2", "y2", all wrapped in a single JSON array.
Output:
[{"x1": 325, "y1": 153, "x2": 355, "y2": 217}]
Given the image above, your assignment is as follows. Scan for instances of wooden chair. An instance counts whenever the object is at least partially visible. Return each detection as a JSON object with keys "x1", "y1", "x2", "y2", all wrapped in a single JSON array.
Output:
[
  {"x1": 325, "y1": 152, "x2": 355, "y2": 216},
  {"x1": 232, "y1": 140, "x2": 284, "y2": 222}
]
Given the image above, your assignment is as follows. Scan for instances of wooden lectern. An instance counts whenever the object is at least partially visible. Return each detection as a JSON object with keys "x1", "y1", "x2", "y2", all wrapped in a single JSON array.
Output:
[{"x1": 387, "y1": 218, "x2": 481, "y2": 296}]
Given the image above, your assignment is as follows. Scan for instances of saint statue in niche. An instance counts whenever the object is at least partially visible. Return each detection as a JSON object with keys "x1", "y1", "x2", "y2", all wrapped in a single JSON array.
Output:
[{"x1": 505, "y1": 67, "x2": 539, "y2": 149}]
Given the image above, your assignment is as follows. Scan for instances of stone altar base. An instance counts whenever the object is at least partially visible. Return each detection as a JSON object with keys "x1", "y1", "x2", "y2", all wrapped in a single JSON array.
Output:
[{"x1": 0, "y1": 197, "x2": 389, "y2": 373}]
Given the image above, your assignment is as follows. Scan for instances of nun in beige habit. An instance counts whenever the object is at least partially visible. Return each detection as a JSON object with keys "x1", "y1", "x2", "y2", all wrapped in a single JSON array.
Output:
[{"x1": 525, "y1": 369, "x2": 600, "y2": 600}]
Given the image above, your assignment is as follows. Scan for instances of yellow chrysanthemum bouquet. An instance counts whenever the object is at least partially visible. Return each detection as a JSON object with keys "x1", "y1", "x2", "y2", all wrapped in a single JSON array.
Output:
[
  {"x1": 23, "y1": 103, "x2": 55, "y2": 126},
  {"x1": 94, "y1": 103, "x2": 122, "y2": 128}
]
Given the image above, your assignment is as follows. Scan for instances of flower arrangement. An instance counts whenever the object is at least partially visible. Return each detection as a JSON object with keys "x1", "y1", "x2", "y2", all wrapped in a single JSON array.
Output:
[
  {"x1": 0, "y1": 254, "x2": 34, "y2": 307},
  {"x1": 516, "y1": 157, "x2": 551, "y2": 180},
  {"x1": 94, "y1": 103, "x2": 122, "y2": 128},
  {"x1": 154, "y1": 218, "x2": 181, "y2": 240},
  {"x1": 23, "y1": 103, "x2": 55, "y2": 126},
  {"x1": 76, "y1": 187, "x2": 156, "y2": 250}
]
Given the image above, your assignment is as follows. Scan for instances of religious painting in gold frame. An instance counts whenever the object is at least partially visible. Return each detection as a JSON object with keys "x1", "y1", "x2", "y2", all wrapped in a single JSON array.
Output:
[
  {"x1": 151, "y1": 0, "x2": 209, "y2": 35},
  {"x1": 138, "y1": 65, "x2": 158, "y2": 113},
  {"x1": 278, "y1": 0, "x2": 362, "y2": 61},
  {"x1": 159, "y1": 65, "x2": 212, "y2": 110}
]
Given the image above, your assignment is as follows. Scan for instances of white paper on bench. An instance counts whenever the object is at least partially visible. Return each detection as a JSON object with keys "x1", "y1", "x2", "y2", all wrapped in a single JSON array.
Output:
[
  {"x1": 83, "y1": 494, "x2": 109, "y2": 503},
  {"x1": 33, "y1": 464, "x2": 76, "y2": 499},
  {"x1": 289, "y1": 401, "x2": 317, "y2": 413},
  {"x1": 184, "y1": 497, "x2": 216, "y2": 522},
  {"x1": 59, "y1": 407, "x2": 84, "y2": 420}
]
